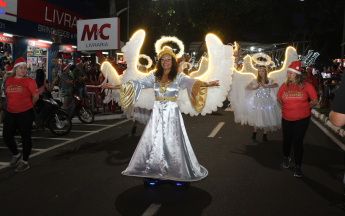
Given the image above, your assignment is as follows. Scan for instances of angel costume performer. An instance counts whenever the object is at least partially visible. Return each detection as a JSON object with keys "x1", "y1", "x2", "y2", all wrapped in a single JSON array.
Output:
[
  {"x1": 120, "y1": 70, "x2": 208, "y2": 181},
  {"x1": 245, "y1": 77, "x2": 281, "y2": 131},
  {"x1": 101, "y1": 31, "x2": 233, "y2": 182}
]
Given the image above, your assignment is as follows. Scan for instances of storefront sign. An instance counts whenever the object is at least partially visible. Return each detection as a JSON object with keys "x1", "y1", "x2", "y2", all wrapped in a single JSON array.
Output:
[
  {"x1": 0, "y1": 33, "x2": 16, "y2": 43},
  {"x1": 59, "y1": 45, "x2": 76, "y2": 52},
  {"x1": 28, "y1": 39, "x2": 51, "y2": 49},
  {"x1": 0, "y1": 0, "x2": 17, "y2": 22},
  {"x1": 77, "y1": 18, "x2": 120, "y2": 51},
  {"x1": 16, "y1": 0, "x2": 88, "y2": 33}
]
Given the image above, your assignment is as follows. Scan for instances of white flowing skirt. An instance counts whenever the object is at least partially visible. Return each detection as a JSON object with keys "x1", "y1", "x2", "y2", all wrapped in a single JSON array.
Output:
[
  {"x1": 252, "y1": 96, "x2": 281, "y2": 132},
  {"x1": 122, "y1": 101, "x2": 208, "y2": 182}
]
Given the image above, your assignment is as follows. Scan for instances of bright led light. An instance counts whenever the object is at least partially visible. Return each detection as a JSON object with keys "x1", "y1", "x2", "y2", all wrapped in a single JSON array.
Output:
[
  {"x1": 250, "y1": 47, "x2": 255, "y2": 51},
  {"x1": 176, "y1": 183, "x2": 182, "y2": 186},
  {"x1": 72, "y1": 46, "x2": 77, "y2": 48},
  {"x1": 258, "y1": 48, "x2": 262, "y2": 52},
  {"x1": 102, "y1": 52, "x2": 109, "y2": 54},
  {"x1": 150, "y1": 183, "x2": 155, "y2": 185},
  {"x1": 3, "y1": 33, "x2": 13, "y2": 37},
  {"x1": 38, "y1": 40, "x2": 53, "y2": 44}
]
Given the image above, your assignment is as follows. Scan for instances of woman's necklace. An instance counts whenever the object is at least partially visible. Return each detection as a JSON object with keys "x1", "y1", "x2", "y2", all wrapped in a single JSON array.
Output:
[{"x1": 156, "y1": 77, "x2": 174, "y2": 93}]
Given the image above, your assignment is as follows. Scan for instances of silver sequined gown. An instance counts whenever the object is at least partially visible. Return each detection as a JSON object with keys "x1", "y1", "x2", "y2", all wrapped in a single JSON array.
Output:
[{"x1": 121, "y1": 72, "x2": 208, "y2": 182}]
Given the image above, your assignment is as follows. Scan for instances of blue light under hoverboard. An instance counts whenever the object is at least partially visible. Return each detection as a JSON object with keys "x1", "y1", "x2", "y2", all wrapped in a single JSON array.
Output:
[
  {"x1": 176, "y1": 183, "x2": 182, "y2": 186},
  {"x1": 150, "y1": 183, "x2": 155, "y2": 185}
]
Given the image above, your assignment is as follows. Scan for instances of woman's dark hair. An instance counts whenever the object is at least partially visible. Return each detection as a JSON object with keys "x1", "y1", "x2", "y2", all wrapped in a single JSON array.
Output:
[
  {"x1": 155, "y1": 55, "x2": 179, "y2": 81},
  {"x1": 36, "y1": 69, "x2": 45, "y2": 88},
  {"x1": 70, "y1": 65, "x2": 76, "y2": 72}
]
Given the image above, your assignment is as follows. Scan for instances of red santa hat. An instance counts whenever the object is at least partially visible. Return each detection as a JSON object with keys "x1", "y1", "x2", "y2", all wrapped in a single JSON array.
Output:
[
  {"x1": 306, "y1": 65, "x2": 312, "y2": 69},
  {"x1": 61, "y1": 64, "x2": 70, "y2": 71},
  {"x1": 75, "y1": 58, "x2": 82, "y2": 65},
  {"x1": 14, "y1": 57, "x2": 26, "y2": 68},
  {"x1": 287, "y1": 61, "x2": 302, "y2": 75},
  {"x1": 6, "y1": 65, "x2": 14, "y2": 73}
]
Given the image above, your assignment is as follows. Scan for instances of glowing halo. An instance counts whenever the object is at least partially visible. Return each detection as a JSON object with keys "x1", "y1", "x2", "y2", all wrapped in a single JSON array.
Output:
[
  {"x1": 155, "y1": 36, "x2": 184, "y2": 59},
  {"x1": 137, "y1": 54, "x2": 153, "y2": 69},
  {"x1": 181, "y1": 62, "x2": 192, "y2": 71},
  {"x1": 268, "y1": 61, "x2": 276, "y2": 68},
  {"x1": 252, "y1": 53, "x2": 272, "y2": 66}
]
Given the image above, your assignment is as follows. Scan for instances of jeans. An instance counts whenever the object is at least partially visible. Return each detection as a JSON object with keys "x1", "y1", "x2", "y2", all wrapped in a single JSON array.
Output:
[{"x1": 76, "y1": 87, "x2": 89, "y2": 99}]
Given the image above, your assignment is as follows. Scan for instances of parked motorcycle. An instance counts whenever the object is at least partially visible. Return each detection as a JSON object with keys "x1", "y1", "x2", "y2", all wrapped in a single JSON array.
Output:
[
  {"x1": 64, "y1": 93, "x2": 94, "y2": 124},
  {"x1": 34, "y1": 98, "x2": 72, "y2": 136}
]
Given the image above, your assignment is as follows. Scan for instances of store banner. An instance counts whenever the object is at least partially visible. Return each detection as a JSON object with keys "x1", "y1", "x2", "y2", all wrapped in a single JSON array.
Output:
[
  {"x1": 59, "y1": 45, "x2": 76, "y2": 52},
  {"x1": 0, "y1": 0, "x2": 17, "y2": 22},
  {"x1": 77, "y1": 18, "x2": 120, "y2": 51},
  {"x1": 16, "y1": 0, "x2": 88, "y2": 33},
  {"x1": 28, "y1": 39, "x2": 51, "y2": 49},
  {"x1": 0, "y1": 33, "x2": 16, "y2": 43}
]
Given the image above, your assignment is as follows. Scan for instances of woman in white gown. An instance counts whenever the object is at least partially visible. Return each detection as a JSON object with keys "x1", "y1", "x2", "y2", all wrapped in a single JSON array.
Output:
[
  {"x1": 245, "y1": 66, "x2": 281, "y2": 141},
  {"x1": 102, "y1": 49, "x2": 219, "y2": 182}
]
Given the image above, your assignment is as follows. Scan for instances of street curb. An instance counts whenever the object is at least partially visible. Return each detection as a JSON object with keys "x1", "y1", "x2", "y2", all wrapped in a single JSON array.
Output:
[
  {"x1": 311, "y1": 109, "x2": 345, "y2": 137},
  {"x1": 72, "y1": 114, "x2": 124, "y2": 123}
]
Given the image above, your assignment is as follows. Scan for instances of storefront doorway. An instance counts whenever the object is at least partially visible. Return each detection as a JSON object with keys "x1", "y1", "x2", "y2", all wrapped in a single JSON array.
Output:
[{"x1": 27, "y1": 39, "x2": 51, "y2": 79}]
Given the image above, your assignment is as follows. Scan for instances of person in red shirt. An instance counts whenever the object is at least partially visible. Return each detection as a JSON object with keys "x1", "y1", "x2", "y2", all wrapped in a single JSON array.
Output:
[
  {"x1": 277, "y1": 61, "x2": 318, "y2": 178},
  {"x1": 304, "y1": 66, "x2": 318, "y2": 89},
  {"x1": 3, "y1": 57, "x2": 39, "y2": 172}
]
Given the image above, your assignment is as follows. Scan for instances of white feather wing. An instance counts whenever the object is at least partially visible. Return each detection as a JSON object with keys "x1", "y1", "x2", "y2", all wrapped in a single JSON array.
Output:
[
  {"x1": 100, "y1": 62, "x2": 121, "y2": 104},
  {"x1": 178, "y1": 34, "x2": 234, "y2": 116}
]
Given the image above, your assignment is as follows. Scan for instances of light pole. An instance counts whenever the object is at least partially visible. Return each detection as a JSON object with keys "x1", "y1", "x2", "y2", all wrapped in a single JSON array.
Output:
[
  {"x1": 341, "y1": 5, "x2": 345, "y2": 67},
  {"x1": 127, "y1": 0, "x2": 129, "y2": 42}
]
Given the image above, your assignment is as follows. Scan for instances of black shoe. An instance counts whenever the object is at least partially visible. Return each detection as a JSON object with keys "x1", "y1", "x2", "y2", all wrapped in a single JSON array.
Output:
[
  {"x1": 294, "y1": 166, "x2": 302, "y2": 177},
  {"x1": 131, "y1": 126, "x2": 137, "y2": 135},
  {"x1": 282, "y1": 157, "x2": 291, "y2": 168},
  {"x1": 251, "y1": 132, "x2": 257, "y2": 140},
  {"x1": 262, "y1": 134, "x2": 268, "y2": 142},
  {"x1": 10, "y1": 154, "x2": 22, "y2": 167},
  {"x1": 15, "y1": 161, "x2": 30, "y2": 172}
]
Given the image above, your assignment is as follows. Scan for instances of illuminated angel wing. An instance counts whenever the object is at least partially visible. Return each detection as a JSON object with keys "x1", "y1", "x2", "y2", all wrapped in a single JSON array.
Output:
[
  {"x1": 228, "y1": 46, "x2": 298, "y2": 125},
  {"x1": 189, "y1": 57, "x2": 209, "y2": 78},
  {"x1": 100, "y1": 62, "x2": 121, "y2": 104},
  {"x1": 178, "y1": 34, "x2": 234, "y2": 116},
  {"x1": 119, "y1": 30, "x2": 155, "y2": 110},
  {"x1": 268, "y1": 47, "x2": 298, "y2": 87}
]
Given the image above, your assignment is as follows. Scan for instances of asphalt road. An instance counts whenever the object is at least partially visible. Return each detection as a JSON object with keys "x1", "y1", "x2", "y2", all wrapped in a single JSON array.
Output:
[{"x1": 0, "y1": 107, "x2": 344, "y2": 216}]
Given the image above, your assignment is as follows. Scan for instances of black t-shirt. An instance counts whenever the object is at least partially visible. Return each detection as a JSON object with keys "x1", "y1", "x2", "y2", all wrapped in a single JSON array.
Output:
[
  {"x1": 1, "y1": 56, "x2": 9, "y2": 67},
  {"x1": 331, "y1": 73, "x2": 345, "y2": 113}
]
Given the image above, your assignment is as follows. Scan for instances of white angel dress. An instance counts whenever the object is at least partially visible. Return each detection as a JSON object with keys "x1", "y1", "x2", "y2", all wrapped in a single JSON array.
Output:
[
  {"x1": 122, "y1": 105, "x2": 152, "y2": 125},
  {"x1": 120, "y1": 71, "x2": 208, "y2": 182},
  {"x1": 245, "y1": 78, "x2": 281, "y2": 131}
]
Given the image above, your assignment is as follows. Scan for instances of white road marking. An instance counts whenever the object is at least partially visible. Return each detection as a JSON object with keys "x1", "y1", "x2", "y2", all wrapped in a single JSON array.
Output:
[
  {"x1": 72, "y1": 124, "x2": 111, "y2": 126},
  {"x1": 225, "y1": 107, "x2": 231, "y2": 111},
  {"x1": 208, "y1": 122, "x2": 225, "y2": 137},
  {"x1": 142, "y1": 203, "x2": 161, "y2": 216},
  {"x1": 70, "y1": 130, "x2": 98, "y2": 133},
  {"x1": 14, "y1": 137, "x2": 73, "y2": 141},
  {"x1": 0, "y1": 147, "x2": 45, "y2": 151},
  {"x1": 0, "y1": 162, "x2": 9, "y2": 166},
  {"x1": 0, "y1": 119, "x2": 131, "y2": 170},
  {"x1": 311, "y1": 118, "x2": 345, "y2": 151}
]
